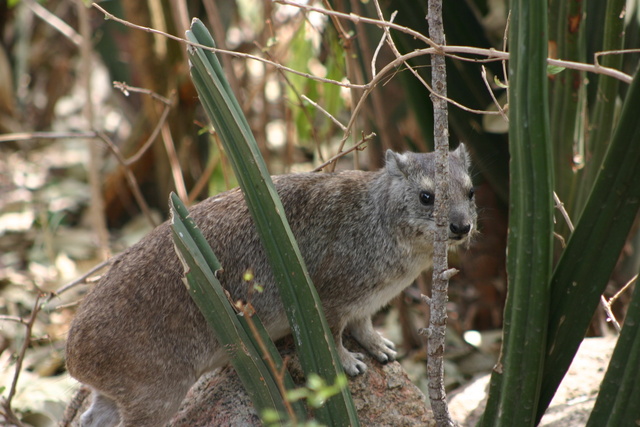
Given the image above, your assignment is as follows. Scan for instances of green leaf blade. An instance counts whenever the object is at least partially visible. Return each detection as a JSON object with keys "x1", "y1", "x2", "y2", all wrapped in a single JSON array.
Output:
[
  {"x1": 480, "y1": 0, "x2": 554, "y2": 425},
  {"x1": 539, "y1": 67, "x2": 640, "y2": 421},
  {"x1": 170, "y1": 193, "x2": 306, "y2": 421},
  {"x1": 186, "y1": 19, "x2": 359, "y2": 426}
]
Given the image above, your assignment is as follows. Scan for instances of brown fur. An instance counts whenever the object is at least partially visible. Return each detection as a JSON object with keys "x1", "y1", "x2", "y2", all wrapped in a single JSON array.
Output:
[{"x1": 66, "y1": 146, "x2": 477, "y2": 426}]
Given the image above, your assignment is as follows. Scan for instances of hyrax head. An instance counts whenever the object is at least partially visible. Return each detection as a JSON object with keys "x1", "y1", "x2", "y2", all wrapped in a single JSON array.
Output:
[{"x1": 384, "y1": 144, "x2": 477, "y2": 247}]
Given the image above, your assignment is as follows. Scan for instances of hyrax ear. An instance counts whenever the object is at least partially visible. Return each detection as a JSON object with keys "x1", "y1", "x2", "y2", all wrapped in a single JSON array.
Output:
[
  {"x1": 385, "y1": 150, "x2": 410, "y2": 178},
  {"x1": 452, "y1": 143, "x2": 471, "y2": 170}
]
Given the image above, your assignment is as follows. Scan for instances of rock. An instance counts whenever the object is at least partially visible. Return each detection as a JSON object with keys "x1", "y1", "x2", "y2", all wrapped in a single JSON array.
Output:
[
  {"x1": 447, "y1": 336, "x2": 618, "y2": 426},
  {"x1": 62, "y1": 338, "x2": 435, "y2": 426}
]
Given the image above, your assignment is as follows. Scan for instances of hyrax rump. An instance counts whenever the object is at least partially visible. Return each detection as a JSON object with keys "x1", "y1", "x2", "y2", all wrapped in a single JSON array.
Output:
[{"x1": 66, "y1": 145, "x2": 477, "y2": 426}]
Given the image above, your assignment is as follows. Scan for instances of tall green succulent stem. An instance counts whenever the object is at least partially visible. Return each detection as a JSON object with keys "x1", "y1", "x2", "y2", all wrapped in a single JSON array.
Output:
[{"x1": 480, "y1": 0, "x2": 554, "y2": 424}]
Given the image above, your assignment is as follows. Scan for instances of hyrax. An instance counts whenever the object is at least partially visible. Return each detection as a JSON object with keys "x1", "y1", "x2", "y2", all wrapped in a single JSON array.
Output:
[{"x1": 66, "y1": 145, "x2": 477, "y2": 426}]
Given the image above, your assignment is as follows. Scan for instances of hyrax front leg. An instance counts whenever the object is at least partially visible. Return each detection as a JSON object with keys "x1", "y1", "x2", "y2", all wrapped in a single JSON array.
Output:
[
  {"x1": 334, "y1": 316, "x2": 397, "y2": 376},
  {"x1": 348, "y1": 316, "x2": 397, "y2": 364},
  {"x1": 333, "y1": 322, "x2": 368, "y2": 376}
]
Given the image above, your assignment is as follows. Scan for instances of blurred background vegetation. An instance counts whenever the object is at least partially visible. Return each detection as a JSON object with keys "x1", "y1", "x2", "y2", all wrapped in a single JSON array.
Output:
[{"x1": 0, "y1": 0, "x2": 639, "y2": 425}]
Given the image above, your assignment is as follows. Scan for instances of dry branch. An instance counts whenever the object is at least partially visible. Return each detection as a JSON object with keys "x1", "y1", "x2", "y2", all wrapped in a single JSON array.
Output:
[{"x1": 426, "y1": 0, "x2": 456, "y2": 425}]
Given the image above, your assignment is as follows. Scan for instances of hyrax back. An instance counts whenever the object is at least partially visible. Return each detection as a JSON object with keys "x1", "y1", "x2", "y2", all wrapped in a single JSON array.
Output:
[{"x1": 66, "y1": 145, "x2": 476, "y2": 427}]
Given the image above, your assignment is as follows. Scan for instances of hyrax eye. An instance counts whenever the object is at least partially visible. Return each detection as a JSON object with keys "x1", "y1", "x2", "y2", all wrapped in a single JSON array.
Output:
[
  {"x1": 419, "y1": 191, "x2": 434, "y2": 205},
  {"x1": 468, "y1": 188, "x2": 475, "y2": 200}
]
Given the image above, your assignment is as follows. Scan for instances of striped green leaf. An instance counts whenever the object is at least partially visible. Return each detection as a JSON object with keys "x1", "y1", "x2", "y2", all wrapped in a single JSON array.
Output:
[
  {"x1": 480, "y1": 0, "x2": 554, "y2": 424},
  {"x1": 185, "y1": 18, "x2": 359, "y2": 426},
  {"x1": 170, "y1": 193, "x2": 305, "y2": 420}
]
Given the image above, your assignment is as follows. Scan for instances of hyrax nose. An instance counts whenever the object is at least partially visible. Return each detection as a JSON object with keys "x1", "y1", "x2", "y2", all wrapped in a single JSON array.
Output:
[{"x1": 450, "y1": 222, "x2": 471, "y2": 235}]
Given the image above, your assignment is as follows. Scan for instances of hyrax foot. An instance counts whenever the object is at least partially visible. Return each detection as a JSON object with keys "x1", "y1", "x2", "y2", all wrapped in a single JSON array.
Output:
[
  {"x1": 334, "y1": 316, "x2": 399, "y2": 376},
  {"x1": 338, "y1": 345, "x2": 368, "y2": 376},
  {"x1": 348, "y1": 317, "x2": 397, "y2": 364},
  {"x1": 365, "y1": 335, "x2": 397, "y2": 364}
]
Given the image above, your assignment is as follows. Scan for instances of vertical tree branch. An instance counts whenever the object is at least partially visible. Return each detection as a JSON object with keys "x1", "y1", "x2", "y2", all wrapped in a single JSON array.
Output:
[
  {"x1": 426, "y1": 1, "x2": 455, "y2": 426},
  {"x1": 76, "y1": 0, "x2": 110, "y2": 260}
]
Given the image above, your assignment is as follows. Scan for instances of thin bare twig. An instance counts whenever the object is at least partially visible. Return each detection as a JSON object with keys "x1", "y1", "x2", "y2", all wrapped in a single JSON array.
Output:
[
  {"x1": 301, "y1": 95, "x2": 347, "y2": 131},
  {"x1": 278, "y1": 0, "x2": 633, "y2": 84},
  {"x1": 346, "y1": 0, "x2": 392, "y2": 172},
  {"x1": 0, "y1": 129, "x2": 160, "y2": 229},
  {"x1": 547, "y1": 57, "x2": 631, "y2": 84},
  {"x1": 595, "y1": 48, "x2": 640, "y2": 65},
  {"x1": 1, "y1": 294, "x2": 42, "y2": 427},
  {"x1": 78, "y1": 0, "x2": 111, "y2": 261},
  {"x1": 91, "y1": 0, "x2": 635, "y2": 175},
  {"x1": 553, "y1": 192, "x2": 574, "y2": 232},
  {"x1": 277, "y1": 0, "x2": 437, "y2": 49},
  {"x1": 0, "y1": 131, "x2": 97, "y2": 143},
  {"x1": 481, "y1": 65, "x2": 508, "y2": 121},
  {"x1": 92, "y1": 1, "x2": 634, "y2": 91},
  {"x1": 258, "y1": 45, "x2": 325, "y2": 163},
  {"x1": 50, "y1": 259, "x2": 112, "y2": 299},
  {"x1": 320, "y1": 0, "x2": 354, "y2": 49},
  {"x1": 433, "y1": 45, "x2": 632, "y2": 84},
  {"x1": 425, "y1": 0, "x2": 455, "y2": 424},
  {"x1": 23, "y1": 0, "x2": 82, "y2": 46},
  {"x1": 371, "y1": 11, "x2": 397, "y2": 79},
  {"x1": 312, "y1": 132, "x2": 374, "y2": 172},
  {"x1": 0, "y1": 316, "x2": 28, "y2": 325},
  {"x1": 187, "y1": 141, "x2": 219, "y2": 204},
  {"x1": 600, "y1": 295, "x2": 621, "y2": 332},
  {"x1": 125, "y1": 103, "x2": 172, "y2": 166},
  {"x1": 0, "y1": 82, "x2": 173, "y2": 170},
  {"x1": 113, "y1": 81, "x2": 172, "y2": 105},
  {"x1": 96, "y1": 132, "x2": 159, "y2": 227},
  {"x1": 502, "y1": 12, "x2": 510, "y2": 89},
  {"x1": 373, "y1": 4, "x2": 502, "y2": 124},
  {"x1": 161, "y1": 122, "x2": 189, "y2": 203},
  {"x1": 240, "y1": 302, "x2": 298, "y2": 424},
  {"x1": 112, "y1": 83, "x2": 174, "y2": 166},
  {"x1": 331, "y1": 45, "x2": 505, "y2": 171},
  {"x1": 610, "y1": 274, "x2": 638, "y2": 306},
  {"x1": 321, "y1": 0, "x2": 369, "y2": 171},
  {"x1": 601, "y1": 273, "x2": 638, "y2": 333},
  {"x1": 553, "y1": 191, "x2": 634, "y2": 332},
  {"x1": 92, "y1": 2, "x2": 360, "y2": 90}
]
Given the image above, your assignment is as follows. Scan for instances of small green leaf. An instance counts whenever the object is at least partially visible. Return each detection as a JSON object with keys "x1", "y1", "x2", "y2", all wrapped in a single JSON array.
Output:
[
  {"x1": 286, "y1": 388, "x2": 310, "y2": 402},
  {"x1": 243, "y1": 269, "x2": 255, "y2": 282},
  {"x1": 493, "y1": 75, "x2": 508, "y2": 88},
  {"x1": 547, "y1": 65, "x2": 565, "y2": 75},
  {"x1": 261, "y1": 409, "x2": 283, "y2": 424}
]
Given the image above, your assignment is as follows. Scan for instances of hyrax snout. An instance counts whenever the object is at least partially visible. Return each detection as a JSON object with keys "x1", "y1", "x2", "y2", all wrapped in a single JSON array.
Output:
[{"x1": 66, "y1": 145, "x2": 477, "y2": 427}]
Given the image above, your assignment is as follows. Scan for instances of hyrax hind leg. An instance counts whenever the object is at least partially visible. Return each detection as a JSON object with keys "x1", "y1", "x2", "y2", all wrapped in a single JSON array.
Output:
[
  {"x1": 80, "y1": 392, "x2": 120, "y2": 427},
  {"x1": 80, "y1": 375, "x2": 196, "y2": 427}
]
